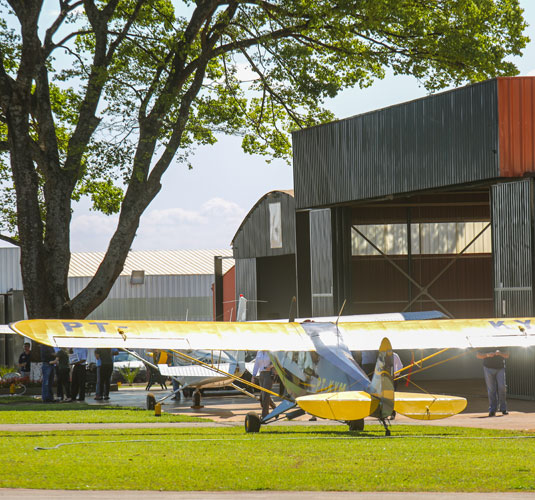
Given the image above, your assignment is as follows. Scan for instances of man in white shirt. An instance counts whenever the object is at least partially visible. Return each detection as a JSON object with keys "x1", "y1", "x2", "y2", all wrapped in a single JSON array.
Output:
[{"x1": 252, "y1": 351, "x2": 273, "y2": 418}]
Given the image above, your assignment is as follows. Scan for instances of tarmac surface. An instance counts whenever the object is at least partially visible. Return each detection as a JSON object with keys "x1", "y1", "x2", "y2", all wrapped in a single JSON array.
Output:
[
  {"x1": 2, "y1": 379, "x2": 535, "y2": 499},
  {"x1": 4, "y1": 378, "x2": 534, "y2": 432}
]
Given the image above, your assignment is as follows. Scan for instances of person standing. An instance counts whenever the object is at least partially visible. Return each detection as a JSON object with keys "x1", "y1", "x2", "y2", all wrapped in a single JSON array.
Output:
[
  {"x1": 252, "y1": 351, "x2": 273, "y2": 418},
  {"x1": 29, "y1": 342, "x2": 42, "y2": 383},
  {"x1": 18, "y1": 342, "x2": 31, "y2": 379},
  {"x1": 94, "y1": 348, "x2": 117, "y2": 400},
  {"x1": 476, "y1": 347, "x2": 509, "y2": 416},
  {"x1": 40, "y1": 343, "x2": 57, "y2": 403},
  {"x1": 55, "y1": 348, "x2": 71, "y2": 402},
  {"x1": 70, "y1": 348, "x2": 88, "y2": 401}
]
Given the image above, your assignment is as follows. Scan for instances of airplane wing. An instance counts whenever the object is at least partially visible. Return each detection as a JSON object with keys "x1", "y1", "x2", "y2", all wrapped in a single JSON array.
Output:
[
  {"x1": 338, "y1": 317, "x2": 535, "y2": 350},
  {"x1": 9, "y1": 317, "x2": 535, "y2": 351},
  {"x1": 9, "y1": 319, "x2": 315, "y2": 351}
]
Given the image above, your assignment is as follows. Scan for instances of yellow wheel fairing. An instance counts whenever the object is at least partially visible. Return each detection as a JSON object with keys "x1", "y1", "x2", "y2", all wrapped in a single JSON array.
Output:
[
  {"x1": 393, "y1": 392, "x2": 467, "y2": 420},
  {"x1": 296, "y1": 390, "x2": 466, "y2": 421},
  {"x1": 296, "y1": 391, "x2": 379, "y2": 420}
]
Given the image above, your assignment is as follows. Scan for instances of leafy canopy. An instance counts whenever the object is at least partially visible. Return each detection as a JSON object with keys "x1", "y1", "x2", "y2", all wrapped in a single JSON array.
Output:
[{"x1": 0, "y1": 0, "x2": 528, "y2": 317}]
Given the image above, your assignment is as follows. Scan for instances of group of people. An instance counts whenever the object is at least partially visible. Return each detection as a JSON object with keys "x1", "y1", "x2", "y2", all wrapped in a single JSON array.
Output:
[{"x1": 18, "y1": 342, "x2": 118, "y2": 403}]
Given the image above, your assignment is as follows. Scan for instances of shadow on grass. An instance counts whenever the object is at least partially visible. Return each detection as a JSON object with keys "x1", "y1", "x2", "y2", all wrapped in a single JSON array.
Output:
[
  {"x1": 255, "y1": 425, "x2": 496, "y2": 439},
  {"x1": 0, "y1": 401, "x2": 140, "y2": 412}
]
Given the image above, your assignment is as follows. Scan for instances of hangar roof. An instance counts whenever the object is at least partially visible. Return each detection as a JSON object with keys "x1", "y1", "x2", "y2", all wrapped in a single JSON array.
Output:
[
  {"x1": 69, "y1": 249, "x2": 234, "y2": 277},
  {"x1": 292, "y1": 77, "x2": 535, "y2": 210},
  {"x1": 231, "y1": 190, "x2": 295, "y2": 259},
  {"x1": 231, "y1": 189, "x2": 294, "y2": 243}
]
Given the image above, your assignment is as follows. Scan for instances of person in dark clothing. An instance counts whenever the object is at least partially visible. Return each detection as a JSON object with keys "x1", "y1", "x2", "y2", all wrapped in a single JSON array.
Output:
[
  {"x1": 40, "y1": 343, "x2": 57, "y2": 402},
  {"x1": 70, "y1": 348, "x2": 87, "y2": 401},
  {"x1": 55, "y1": 348, "x2": 71, "y2": 401},
  {"x1": 476, "y1": 347, "x2": 509, "y2": 416},
  {"x1": 29, "y1": 342, "x2": 42, "y2": 382},
  {"x1": 18, "y1": 342, "x2": 31, "y2": 378},
  {"x1": 95, "y1": 348, "x2": 117, "y2": 400}
]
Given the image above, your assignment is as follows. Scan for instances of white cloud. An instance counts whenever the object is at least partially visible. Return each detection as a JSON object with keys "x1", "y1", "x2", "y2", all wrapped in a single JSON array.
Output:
[
  {"x1": 133, "y1": 198, "x2": 246, "y2": 250},
  {"x1": 70, "y1": 213, "x2": 118, "y2": 252},
  {"x1": 201, "y1": 197, "x2": 245, "y2": 218},
  {"x1": 527, "y1": 69, "x2": 535, "y2": 76},
  {"x1": 69, "y1": 197, "x2": 248, "y2": 252},
  {"x1": 144, "y1": 207, "x2": 206, "y2": 225}
]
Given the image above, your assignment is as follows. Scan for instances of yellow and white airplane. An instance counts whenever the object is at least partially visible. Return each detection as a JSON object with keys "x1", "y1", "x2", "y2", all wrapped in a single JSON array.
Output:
[{"x1": 9, "y1": 316, "x2": 535, "y2": 434}]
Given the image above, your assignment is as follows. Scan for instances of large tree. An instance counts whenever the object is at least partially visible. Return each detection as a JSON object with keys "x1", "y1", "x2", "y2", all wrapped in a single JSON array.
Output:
[{"x1": 0, "y1": 0, "x2": 528, "y2": 319}]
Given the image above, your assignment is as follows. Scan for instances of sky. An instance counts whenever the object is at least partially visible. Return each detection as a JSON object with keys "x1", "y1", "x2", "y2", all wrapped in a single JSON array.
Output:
[{"x1": 6, "y1": 2, "x2": 535, "y2": 253}]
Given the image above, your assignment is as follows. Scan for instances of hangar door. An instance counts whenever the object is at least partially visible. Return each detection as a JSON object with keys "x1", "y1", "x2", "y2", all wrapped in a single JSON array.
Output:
[
  {"x1": 491, "y1": 179, "x2": 534, "y2": 317},
  {"x1": 492, "y1": 179, "x2": 535, "y2": 400},
  {"x1": 256, "y1": 254, "x2": 297, "y2": 320}
]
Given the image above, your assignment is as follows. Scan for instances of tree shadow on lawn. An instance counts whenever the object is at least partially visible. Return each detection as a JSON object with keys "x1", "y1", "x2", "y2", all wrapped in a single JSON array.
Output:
[
  {"x1": 0, "y1": 401, "x2": 135, "y2": 412},
  {"x1": 256, "y1": 425, "x2": 493, "y2": 439}
]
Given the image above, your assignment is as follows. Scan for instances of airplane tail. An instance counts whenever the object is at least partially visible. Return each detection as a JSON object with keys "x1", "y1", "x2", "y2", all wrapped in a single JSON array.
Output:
[
  {"x1": 367, "y1": 338, "x2": 467, "y2": 420},
  {"x1": 228, "y1": 349, "x2": 246, "y2": 375},
  {"x1": 295, "y1": 337, "x2": 466, "y2": 423},
  {"x1": 294, "y1": 337, "x2": 394, "y2": 422},
  {"x1": 236, "y1": 294, "x2": 247, "y2": 322},
  {"x1": 367, "y1": 337, "x2": 395, "y2": 420},
  {"x1": 229, "y1": 294, "x2": 247, "y2": 374}
]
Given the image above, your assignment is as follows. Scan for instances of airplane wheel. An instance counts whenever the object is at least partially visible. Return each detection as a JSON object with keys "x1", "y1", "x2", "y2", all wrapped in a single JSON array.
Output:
[
  {"x1": 245, "y1": 412, "x2": 261, "y2": 433},
  {"x1": 146, "y1": 393, "x2": 156, "y2": 410},
  {"x1": 348, "y1": 419, "x2": 365, "y2": 432}
]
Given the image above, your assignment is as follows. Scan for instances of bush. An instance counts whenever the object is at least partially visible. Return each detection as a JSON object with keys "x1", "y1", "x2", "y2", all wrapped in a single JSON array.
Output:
[
  {"x1": 0, "y1": 365, "x2": 17, "y2": 378},
  {"x1": 117, "y1": 367, "x2": 140, "y2": 385}
]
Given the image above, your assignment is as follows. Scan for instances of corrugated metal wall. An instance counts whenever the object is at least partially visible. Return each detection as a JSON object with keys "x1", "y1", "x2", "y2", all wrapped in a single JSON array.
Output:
[
  {"x1": 293, "y1": 79, "x2": 500, "y2": 210},
  {"x1": 498, "y1": 77, "x2": 535, "y2": 177},
  {"x1": 491, "y1": 179, "x2": 535, "y2": 399},
  {"x1": 331, "y1": 207, "x2": 352, "y2": 314},
  {"x1": 68, "y1": 275, "x2": 215, "y2": 321},
  {"x1": 0, "y1": 247, "x2": 23, "y2": 292},
  {"x1": 235, "y1": 258, "x2": 257, "y2": 320},
  {"x1": 310, "y1": 209, "x2": 333, "y2": 316},
  {"x1": 232, "y1": 191, "x2": 296, "y2": 259},
  {"x1": 507, "y1": 347, "x2": 535, "y2": 400},
  {"x1": 491, "y1": 180, "x2": 534, "y2": 317}
]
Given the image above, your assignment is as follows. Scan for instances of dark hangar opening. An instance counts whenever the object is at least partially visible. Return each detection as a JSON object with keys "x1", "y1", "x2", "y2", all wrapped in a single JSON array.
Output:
[{"x1": 349, "y1": 188, "x2": 493, "y2": 319}]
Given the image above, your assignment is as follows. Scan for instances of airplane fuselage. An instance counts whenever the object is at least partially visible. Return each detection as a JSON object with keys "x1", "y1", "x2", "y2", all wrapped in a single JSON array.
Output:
[{"x1": 269, "y1": 322, "x2": 371, "y2": 400}]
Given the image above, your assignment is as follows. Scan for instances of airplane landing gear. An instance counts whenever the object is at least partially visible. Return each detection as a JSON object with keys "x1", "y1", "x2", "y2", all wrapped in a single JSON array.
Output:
[
  {"x1": 146, "y1": 393, "x2": 156, "y2": 410},
  {"x1": 245, "y1": 412, "x2": 261, "y2": 433},
  {"x1": 380, "y1": 418, "x2": 391, "y2": 436},
  {"x1": 348, "y1": 419, "x2": 365, "y2": 432},
  {"x1": 191, "y1": 389, "x2": 204, "y2": 409}
]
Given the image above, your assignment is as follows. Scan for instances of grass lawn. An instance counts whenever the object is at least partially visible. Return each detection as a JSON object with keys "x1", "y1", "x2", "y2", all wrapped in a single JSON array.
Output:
[
  {"x1": 0, "y1": 398, "x2": 208, "y2": 424},
  {"x1": 0, "y1": 424, "x2": 534, "y2": 491}
]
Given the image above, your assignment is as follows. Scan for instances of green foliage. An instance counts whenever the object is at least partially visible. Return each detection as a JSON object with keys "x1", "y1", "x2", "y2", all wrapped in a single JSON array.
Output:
[
  {"x1": 0, "y1": 0, "x2": 529, "y2": 317},
  {"x1": 0, "y1": 425, "x2": 533, "y2": 490},
  {"x1": 117, "y1": 367, "x2": 141, "y2": 385},
  {"x1": 0, "y1": 365, "x2": 16, "y2": 378}
]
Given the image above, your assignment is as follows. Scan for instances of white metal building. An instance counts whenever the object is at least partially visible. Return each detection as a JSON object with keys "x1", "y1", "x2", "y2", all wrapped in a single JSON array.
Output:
[{"x1": 0, "y1": 247, "x2": 233, "y2": 322}]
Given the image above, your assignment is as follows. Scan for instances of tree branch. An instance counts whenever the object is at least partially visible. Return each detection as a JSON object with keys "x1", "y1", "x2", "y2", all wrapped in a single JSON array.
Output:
[{"x1": 43, "y1": 0, "x2": 85, "y2": 55}]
